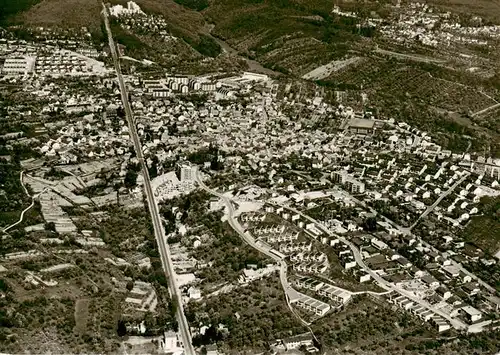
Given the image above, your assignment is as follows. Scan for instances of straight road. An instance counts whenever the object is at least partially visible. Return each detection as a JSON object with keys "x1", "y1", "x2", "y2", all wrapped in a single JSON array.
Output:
[
  {"x1": 409, "y1": 172, "x2": 470, "y2": 231},
  {"x1": 101, "y1": 5, "x2": 195, "y2": 354}
]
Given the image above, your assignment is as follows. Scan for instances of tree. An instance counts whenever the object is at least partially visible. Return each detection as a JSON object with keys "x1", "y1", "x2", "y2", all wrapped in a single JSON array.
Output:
[
  {"x1": 44, "y1": 222, "x2": 56, "y2": 232},
  {"x1": 126, "y1": 280, "x2": 134, "y2": 291},
  {"x1": 363, "y1": 217, "x2": 377, "y2": 232},
  {"x1": 124, "y1": 169, "x2": 138, "y2": 189},
  {"x1": 117, "y1": 319, "x2": 127, "y2": 337}
]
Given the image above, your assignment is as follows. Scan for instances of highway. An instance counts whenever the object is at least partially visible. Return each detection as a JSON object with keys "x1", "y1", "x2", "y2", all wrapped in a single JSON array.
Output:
[{"x1": 101, "y1": 4, "x2": 195, "y2": 354}]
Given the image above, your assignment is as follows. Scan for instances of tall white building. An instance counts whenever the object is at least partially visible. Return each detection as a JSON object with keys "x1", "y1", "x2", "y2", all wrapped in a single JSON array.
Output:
[{"x1": 176, "y1": 163, "x2": 198, "y2": 182}]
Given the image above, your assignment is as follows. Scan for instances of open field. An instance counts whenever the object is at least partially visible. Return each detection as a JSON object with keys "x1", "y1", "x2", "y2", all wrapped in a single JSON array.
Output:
[
  {"x1": 313, "y1": 295, "x2": 437, "y2": 353},
  {"x1": 461, "y1": 196, "x2": 500, "y2": 256},
  {"x1": 74, "y1": 299, "x2": 90, "y2": 335},
  {"x1": 184, "y1": 274, "x2": 307, "y2": 353}
]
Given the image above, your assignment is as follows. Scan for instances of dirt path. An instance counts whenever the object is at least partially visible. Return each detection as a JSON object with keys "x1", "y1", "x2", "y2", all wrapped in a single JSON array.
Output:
[{"x1": 203, "y1": 25, "x2": 283, "y2": 76}]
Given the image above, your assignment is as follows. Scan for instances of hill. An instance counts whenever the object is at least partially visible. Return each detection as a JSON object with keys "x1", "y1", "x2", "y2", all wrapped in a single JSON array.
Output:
[
  {"x1": 2, "y1": 0, "x2": 205, "y2": 40},
  {"x1": 0, "y1": 0, "x2": 41, "y2": 25},
  {"x1": 201, "y1": 0, "x2": 379, "y2": 76},
  {"x1": 14, "y1": 0, "x2": 102, "y2": 30}
]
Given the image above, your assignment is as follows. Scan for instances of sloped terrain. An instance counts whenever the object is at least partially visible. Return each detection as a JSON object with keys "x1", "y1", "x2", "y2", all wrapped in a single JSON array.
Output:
[
  {"x1": 202, "y1": 0, "x2": 375, "y2": 76},
  {"x1": 5, "y1": 0, "x2": 205, "y2": 41},
  {"x1": 13, "y1": 0, "x2": 103, "y2": 30}
]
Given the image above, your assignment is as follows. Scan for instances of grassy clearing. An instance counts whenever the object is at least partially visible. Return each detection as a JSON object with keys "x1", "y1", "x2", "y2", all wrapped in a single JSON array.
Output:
[
  {"x1": 74, "y1": 299, "x2": 90, "y2": 335},
  {"x1": 313, "y1": 295, "x2": 437, "y2": 353},
  {"x1": 462, "y1": 216, "x2": 500, "y2": 255}
]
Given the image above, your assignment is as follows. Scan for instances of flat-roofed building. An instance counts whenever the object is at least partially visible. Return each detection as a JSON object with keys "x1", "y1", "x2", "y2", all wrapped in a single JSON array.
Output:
[
  {"x1": 294, "y1": 276, "x2": 324, "y2": 291},
  {"x1": 318, "y1": 284, "x2": 352, "y2": 304},
  {"x1": 431, "y1": 316, "x2": 451, "y2": 332},
  {"x1": 460, "y1": 305, "x2": 482, "y2": 323},
  {"x1": 347, "y1": 118, "x2": 376, "y2": 135},
  {"x1": 282, "y1": 332, "x2": 314, "y2": 350},
  {"x1": 292, "y1": 292, "x2": 330, "y2": 316},
  {"x1": 332, "y1": 170, "x2": 365, "y2": 194},
  {"x1": 2, "y1": 56, "x2": 36, "y2": 75}
]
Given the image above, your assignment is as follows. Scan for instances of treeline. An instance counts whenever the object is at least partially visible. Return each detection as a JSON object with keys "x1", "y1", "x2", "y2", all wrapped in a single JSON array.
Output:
[
  {"x1": 0, "y1": 0, "x2": 40, "y2": 24},
  {"x1": 185, "y1": 34, "x2": 221, "y2": 58},
  {"x1": 174, "y1": 0, "x2": 209, "y2": 11}
]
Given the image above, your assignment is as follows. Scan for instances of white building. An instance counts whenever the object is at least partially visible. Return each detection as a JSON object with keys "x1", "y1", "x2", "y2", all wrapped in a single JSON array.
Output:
[
  {"x1": 292, "y1": 292, "x2": 330, "y2": 316},
  {"x1": 460, "y1": 306, "x2": 482, "y2": 323},
  {"x1": 2, "y1": 56, "x2": 36, "y2": 75},
  {"x1": 176, "y1": 163, "x2": 198, "y2": 182},
  {"x1": 282, "y1": 332, "x2": 314, "y2": 350}
]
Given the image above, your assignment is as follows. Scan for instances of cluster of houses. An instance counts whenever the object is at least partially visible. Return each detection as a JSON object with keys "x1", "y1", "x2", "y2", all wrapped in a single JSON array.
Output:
[
  {"x1": 379, "y1": 2, "x2": 499, "y2": 48},
  {"x1": 331, "y1": 139, "x2": 498, "y2": 229},
  {"x1": 294, "y1": 276, "x2": 352, "y2": 306},
  {"x1": 270, "y1": 332, "x2": 317, "y2": 353},
  {"x1": 243, "y1": 208, "x2": 330, "y2": 278},
  {"x1": 1, "y1": 43, "x2": 107, "y2": 77},
  {"x1": 34, "y1": 49, "x2": 104, "y2": 75},
  {"x1": 143, "y1": 76, "x2": 220, "y2": 97}
]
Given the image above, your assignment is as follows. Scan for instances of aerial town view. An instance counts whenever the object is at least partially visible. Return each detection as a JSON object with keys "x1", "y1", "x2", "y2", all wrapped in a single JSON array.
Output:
[{"x1": 1, "y1": 0, "x2": 500, "y2": 354}]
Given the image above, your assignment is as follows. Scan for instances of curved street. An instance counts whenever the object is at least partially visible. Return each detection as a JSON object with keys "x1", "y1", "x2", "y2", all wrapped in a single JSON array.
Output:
[
  {"x1": 265, "y1": 200, "x2": 469, "y2": 330},
  {"x1": 194, "y1": 171, "x2": 315, "y2": 334}
]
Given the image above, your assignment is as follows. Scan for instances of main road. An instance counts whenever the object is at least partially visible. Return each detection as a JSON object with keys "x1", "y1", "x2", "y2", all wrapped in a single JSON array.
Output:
[{"x1": 101, "y1": 4, "x2": 195, "y2": 354}]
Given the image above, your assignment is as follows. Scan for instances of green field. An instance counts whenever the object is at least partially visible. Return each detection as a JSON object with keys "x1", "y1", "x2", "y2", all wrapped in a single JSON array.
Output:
[{"x1": 462, "y1": 196, "x2": 500, "y2": 255}]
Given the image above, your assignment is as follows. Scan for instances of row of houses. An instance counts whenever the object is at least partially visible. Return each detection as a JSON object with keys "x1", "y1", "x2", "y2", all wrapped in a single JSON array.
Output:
[
  {"x1": 291, "y1": 292, "x2": 331, "y2": 316},
  {"x1": 293, "y1": 261, "x2": 328, "y2": 274},
  {"x1": 278, "y1": 241, "x2": 312, "y2": 254},
  {"x1": 294, "y1": 276, "x2": 352, "y2": 305},
  {"x1": 387, "y1": 293, "x2": 451, "y2": 332},
  {"x1": 143, "y1": 76, "x2": 220, "y2": 97}
]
